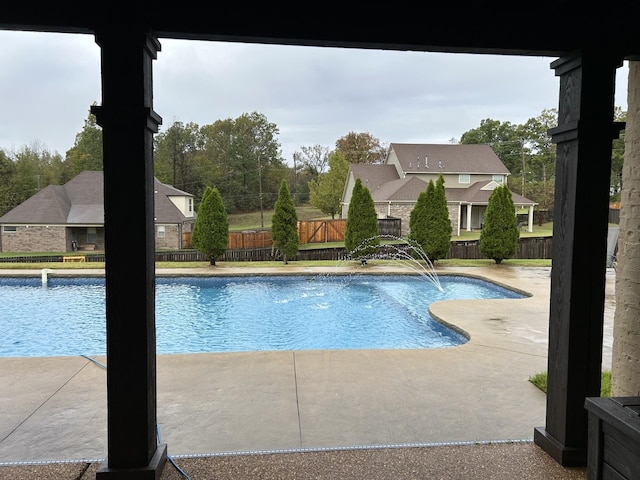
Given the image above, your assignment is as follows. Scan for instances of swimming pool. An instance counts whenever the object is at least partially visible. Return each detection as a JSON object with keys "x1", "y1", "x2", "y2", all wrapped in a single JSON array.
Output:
[{"x1": 0, "y1": 274, "x2": 525, "y2": 357}]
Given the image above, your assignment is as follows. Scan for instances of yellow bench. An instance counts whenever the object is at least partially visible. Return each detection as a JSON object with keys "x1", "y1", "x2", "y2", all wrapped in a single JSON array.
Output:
[{"x1": 63, "y1": 256, "x2": 86, "y2": 263}]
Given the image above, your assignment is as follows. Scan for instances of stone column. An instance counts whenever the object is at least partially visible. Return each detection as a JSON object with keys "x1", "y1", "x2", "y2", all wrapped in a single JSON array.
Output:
[
  {"x1": 533, "y1": 50, "x2": 623, "y2": 466},
  {"x1": 612, "y1": 61, "x2": 640, "y2": 396},
  {"x1": 91, "y1": 25, "x2": 166, "y2": 479}
]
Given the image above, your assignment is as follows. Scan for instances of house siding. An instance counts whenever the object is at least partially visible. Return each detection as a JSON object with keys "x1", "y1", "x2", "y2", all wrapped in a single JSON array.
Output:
[
  {"x1": 385, "y1": 151, "x2": 403, "y2": 176},
  {"x1": 407, "y1": 173, "x2": 496, "y2": 188},
  {"x1": 168, "y1": 195, "x2": 195, "y2": 218}
]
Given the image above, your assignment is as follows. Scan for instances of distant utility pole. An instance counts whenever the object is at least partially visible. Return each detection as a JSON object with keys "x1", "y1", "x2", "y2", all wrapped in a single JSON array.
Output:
[
  {"x1": 521, "y1": 138, "x2": 526, "y2": 197},
  {"x1": 258, "y1": 154, "x2": 264, "y2": 228}
]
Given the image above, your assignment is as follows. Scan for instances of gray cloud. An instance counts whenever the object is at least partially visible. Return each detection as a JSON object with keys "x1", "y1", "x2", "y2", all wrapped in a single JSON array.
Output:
[{"x1": 0, "y1": 32, "x2": 629, "y2": 164}]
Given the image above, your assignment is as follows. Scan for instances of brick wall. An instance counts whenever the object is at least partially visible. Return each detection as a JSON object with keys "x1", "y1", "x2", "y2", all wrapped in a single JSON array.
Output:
[
  {"x1": 155, "y1": 224, "x2": 181, "y2": 250},
  {"x1": 1, "y1": 226, "x2": 67, "y2": 252},
  {"x1": 375, "y1": 202, "x2": 460, "y2": 237}
]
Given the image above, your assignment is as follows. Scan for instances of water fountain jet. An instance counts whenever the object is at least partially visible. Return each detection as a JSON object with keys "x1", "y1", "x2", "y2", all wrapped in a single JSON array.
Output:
[{"x1": 346, "y1": 235, "x2": 443, "y2": 291}]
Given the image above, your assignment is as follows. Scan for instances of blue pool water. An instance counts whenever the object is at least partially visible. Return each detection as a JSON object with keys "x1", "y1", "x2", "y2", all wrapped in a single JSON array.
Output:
[{"x1": 0, "y1": 274, "x2": 525, "y2": 357}]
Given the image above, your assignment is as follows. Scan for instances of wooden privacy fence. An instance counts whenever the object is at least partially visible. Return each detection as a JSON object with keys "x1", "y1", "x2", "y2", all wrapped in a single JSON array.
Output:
[
  {"x1": 184, "y1": 218, "x2": 403, "y2": 249},
  {"x1": 298, "y1": 219, "x2": 346, "y2": 244},
  {"x1": 228, "y1": 230, "x2": 273, "y2": 249},
  {"x1": 296, "y1": 218, "x2": 402, "y2": 244}
]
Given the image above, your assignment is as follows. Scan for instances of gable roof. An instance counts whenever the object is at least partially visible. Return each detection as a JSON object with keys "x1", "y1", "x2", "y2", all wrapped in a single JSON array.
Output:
[
  {"x1": 153, "y1": 180, "x2": 195, "y2": 224},
  {"x1": 389, "y1": 143, "x2": 510, "y2": 175},
  {"x1": 0, "y1": 171, "x2": 194, "y2": 225}
]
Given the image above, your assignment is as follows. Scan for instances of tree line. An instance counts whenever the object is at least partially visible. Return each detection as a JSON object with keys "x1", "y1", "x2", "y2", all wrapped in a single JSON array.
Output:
[{"x1": 0, "y1": 105, "x2": 626, "y2": 221}]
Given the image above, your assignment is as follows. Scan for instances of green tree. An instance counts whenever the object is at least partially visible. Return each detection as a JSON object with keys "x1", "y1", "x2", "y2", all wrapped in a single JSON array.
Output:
[
  {"x1": 154, "y1": 120, "x2": 202, "y2": 195},
  {"x1": 191, "y1": 186, "x2": 229, "y2": 266},
  {"x1": 429, "y1": 175, "x2": 453, "y2": 260},
  {"x1": 479, "y1": 185, "x2": 519, "y2": 264},
  {"x1": 271, "y1": 180, "x2": 299, "y2": 264},
  {"x1": 11, "y1": 144, "x2": 64, "y2": 198},
  {"x1": 344, "y1": 178, "x2": 380, "y2": 259},
  {"x1": 408, "y1": 175, "x2": 452, "y2": 261},
  {"x1": 65, "y1": 107, "x2": 103, "y2": 179},
  {"x1": 198, "y1": 112, "x2": 285, "y2": 213},
  {"x1": 460, "y1": 118, "x2": 522, "y2": 174},
  {"x1": 308, "y1": 151, "x2": 349, "y2": 218},
  {"x1": 335, "y1": 131, "x2": 387, "y2": 164},
  {"x1": 0, "y1": 149, "x2": 18, "y2": 216}
]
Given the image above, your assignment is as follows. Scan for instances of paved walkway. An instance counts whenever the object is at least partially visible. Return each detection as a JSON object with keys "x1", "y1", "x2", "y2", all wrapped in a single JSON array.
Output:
[{"x1": 0, "y1": 265, "x2": 615, "y2": 475}]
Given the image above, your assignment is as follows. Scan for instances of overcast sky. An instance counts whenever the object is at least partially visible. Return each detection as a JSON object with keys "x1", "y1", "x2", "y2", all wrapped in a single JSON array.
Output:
[{"x1": 0, "y1": 30, "x2": 630, "y2": 165}]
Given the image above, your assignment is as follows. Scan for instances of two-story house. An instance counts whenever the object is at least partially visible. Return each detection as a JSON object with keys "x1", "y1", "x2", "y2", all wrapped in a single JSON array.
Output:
[
  {"x1": 0, "y1": 170, "x2": 196, "y2": 253},
  {"x1": 341, "y1": 143, "x2": 537, "y2": 236}
]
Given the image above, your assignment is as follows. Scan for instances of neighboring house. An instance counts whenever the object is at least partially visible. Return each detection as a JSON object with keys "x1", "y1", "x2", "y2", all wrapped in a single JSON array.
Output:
[
  {"x1": 341, "y1": 143, "x2": 537, "y2": 236},
  {"x1": 0, "y1": 171, "x2": 196, "y2": 253}
]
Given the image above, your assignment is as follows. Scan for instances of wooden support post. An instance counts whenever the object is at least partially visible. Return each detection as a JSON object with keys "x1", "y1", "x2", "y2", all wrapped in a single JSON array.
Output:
[
  {"x1": 92, "y1": 25, "x2": 166, "y2": 479},
  {"x1": 533, "y1": 50, "x2": 624, "y2": 466}
]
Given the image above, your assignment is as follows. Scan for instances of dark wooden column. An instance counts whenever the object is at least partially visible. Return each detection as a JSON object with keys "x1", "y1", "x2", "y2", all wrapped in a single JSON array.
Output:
[
  {"x1": 91, "y1": 26, "x2": 166, "y2": 479},
  {"x1": 534, "y1": 50, "x2": 624, "y2": 466}
]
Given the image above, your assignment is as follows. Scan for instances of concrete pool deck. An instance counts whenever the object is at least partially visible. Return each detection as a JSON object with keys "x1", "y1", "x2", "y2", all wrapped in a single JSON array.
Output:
[{"x1": 0, "y1": 264, "x2": 615, "y2": 478}]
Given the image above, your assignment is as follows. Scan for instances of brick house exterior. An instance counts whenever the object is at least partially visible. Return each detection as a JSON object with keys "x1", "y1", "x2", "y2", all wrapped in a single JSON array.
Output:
[
  {"x1": 0, "y1": 171, "x2": 196, "y2": 252},
  {"x1": 341, "y1": 143, "x2": 537, "y2": 236}
]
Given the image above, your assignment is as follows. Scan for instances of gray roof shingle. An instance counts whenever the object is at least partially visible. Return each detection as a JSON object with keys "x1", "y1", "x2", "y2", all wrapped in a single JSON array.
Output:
[
  {"x1": 389, "y1": 143, "x2": 510, "y2": 175},
  {"x1": 0, "y1": 171, "x2": 194, "y2": 225}
]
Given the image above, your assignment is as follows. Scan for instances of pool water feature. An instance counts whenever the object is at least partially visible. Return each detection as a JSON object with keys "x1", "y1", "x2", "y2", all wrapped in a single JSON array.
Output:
[{"x1": 0, "y1": 274, "x2": 525, "y2": 357}]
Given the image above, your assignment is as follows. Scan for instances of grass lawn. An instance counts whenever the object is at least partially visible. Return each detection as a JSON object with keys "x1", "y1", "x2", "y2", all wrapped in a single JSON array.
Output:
[{"x1": 529, "y1": 370, "x2": 612, "y2": 397}]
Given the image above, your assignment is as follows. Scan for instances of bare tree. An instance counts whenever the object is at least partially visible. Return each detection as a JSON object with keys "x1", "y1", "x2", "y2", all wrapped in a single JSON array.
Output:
[{"x1": 292, "y1": 144, "x2": 330, "y2": 179}]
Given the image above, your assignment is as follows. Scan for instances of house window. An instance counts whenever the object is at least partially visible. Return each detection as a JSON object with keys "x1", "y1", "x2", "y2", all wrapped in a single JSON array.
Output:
[
  {"x1": 2, "y1": 226, "x2": 16, "y2": 232},
  {"x1": 87, "y1": 227, "x2": 97, "y2": 244},
  {"x1": 459, "y1": 174, "x2": 470, "y2": 184},
  {"x1": 188, "y1": 198, "x2": 193, "y2": 213},
  {"x1": 157, "y1": 225, "x2": 166, "y2": 238},
  {"x1": 493, "y1": 175, "x2": 505, "y2": 184}
]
